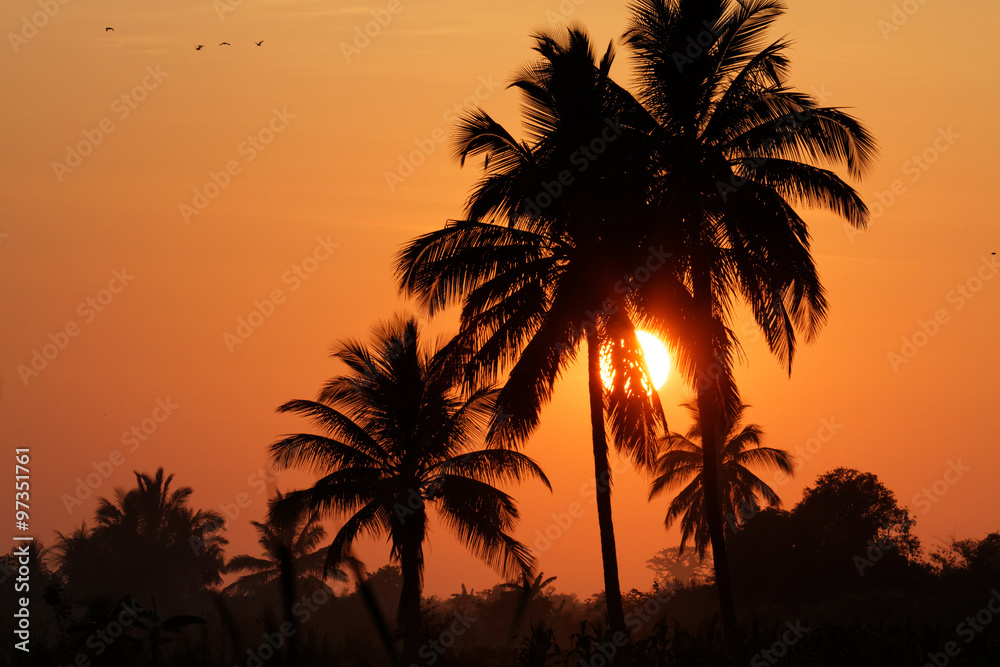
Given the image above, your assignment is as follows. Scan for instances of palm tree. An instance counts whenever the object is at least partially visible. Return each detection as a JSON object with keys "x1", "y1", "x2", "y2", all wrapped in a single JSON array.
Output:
[
  {"x1": 267, "y1": 316, "x2": 550, "y2": 662},
  {"x1": 500, "y1": 572, "x2": 559, "y2": 638},
  {"x1": 224, "y1": 491, "x2": 342, "y2": 596},
  {"x1": 225, "y1": 492, "x2": 349, "y2": 666},
  {"x1": 52, "y1": 524, "x2": 99, "y2": 597},
  {"x1": 623, "y1": 0, "x2": 877, "y2": 629},
  {"x1": 650, "y1": 402, "x2": 793, "y2": 560},
  {"x1": 54, "y1": 469, "x2": 227, "y2": 609},
  {"x1": 396, "y1": 29, "x2": 669, "y2": 635}
]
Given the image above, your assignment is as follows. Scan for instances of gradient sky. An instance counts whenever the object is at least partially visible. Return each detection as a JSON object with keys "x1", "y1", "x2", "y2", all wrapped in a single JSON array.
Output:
[{"x1": 2, "y1": 0, "x2": 998, "y2": 598}]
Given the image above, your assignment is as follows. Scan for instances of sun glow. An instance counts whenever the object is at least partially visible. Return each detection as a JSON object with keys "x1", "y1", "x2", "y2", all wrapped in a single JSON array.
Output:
[{"x1": 600, "y1": 330, "x2": 671, "y2": 393}]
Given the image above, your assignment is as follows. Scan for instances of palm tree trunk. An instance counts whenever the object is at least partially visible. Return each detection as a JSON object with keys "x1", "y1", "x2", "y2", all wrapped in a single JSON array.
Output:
[
  {"x1": 277, "y1": 544, "x2": 299, "y2": 665},
  {"x1": 586, "y1": 326, "x2": 627, "y2": 635},
  {"x1": 695, "y1": 384, "x2": 738, "y2": 634},
  {"x1": 398, "y1": 542, "x2": 425, "y2": 662},
  {"x1": 692, "y1": 269, "x2": 738, "y2": 635}
]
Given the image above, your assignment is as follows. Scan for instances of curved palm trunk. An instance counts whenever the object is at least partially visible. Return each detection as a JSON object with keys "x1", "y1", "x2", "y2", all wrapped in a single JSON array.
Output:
[
  {"x1": 398, "y1": 542, "x2": 425, "y2": 662},
  {"x1": 586, "y1": 326, "x2": 627, "y2": 635},
  {"x1": 692, "y1": 273, "x2": 738, "y2": 636}
]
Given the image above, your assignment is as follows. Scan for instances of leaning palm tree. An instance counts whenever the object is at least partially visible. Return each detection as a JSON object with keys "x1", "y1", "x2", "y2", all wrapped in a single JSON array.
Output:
[
  {"x1": 650, "y1": 402, "x2": 794, "y2": 560},
  {"x1": 224, "y1": 491, "x2": 343, "y2": 596},
  {"x1": 396, "y1": 29, "x2": 669, "y2": 635},
  {"x1": 624, "y1": 0, "x2": 877, "y2": 629},
  {"x1": 268, "y1": 316, "x2": 550, "y2": 662}
]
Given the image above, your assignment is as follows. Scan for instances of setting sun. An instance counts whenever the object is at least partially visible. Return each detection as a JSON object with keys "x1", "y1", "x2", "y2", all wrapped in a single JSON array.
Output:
[
  {"x1": 636, "y1": 330, "x2": 671, "y2": 389},
  {"x1": 601, "y1": 330, "x2": 671, "y2": 392}
]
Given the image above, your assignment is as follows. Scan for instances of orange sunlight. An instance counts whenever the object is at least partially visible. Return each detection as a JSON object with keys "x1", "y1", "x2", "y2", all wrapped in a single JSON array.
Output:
[{"x1": 600, "y1": 330, "x2": 671, "y2": 393}]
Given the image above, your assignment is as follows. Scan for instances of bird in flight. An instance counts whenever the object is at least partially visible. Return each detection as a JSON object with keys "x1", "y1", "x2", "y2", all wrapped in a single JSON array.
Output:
[
  {"x1": 219, "y1": 42, "x2": 231, "y2": 46},
  {"x1": 105, "y1": 27, "x2": 114, "y2": 31},
  {"x1": 255, "y1": 40, "x2": 263, "y2": 46},
  {"x1": 196, "y1": 45, "x2": 204, "y2": 50}
]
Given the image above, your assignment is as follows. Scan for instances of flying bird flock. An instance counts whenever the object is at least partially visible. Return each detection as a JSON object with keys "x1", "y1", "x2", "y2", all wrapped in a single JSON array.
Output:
[
  {"x1": 207, "y1": 40, "x2": 264, "y2": 49},
  {"x1": 103, "y1": 27, "x2": 263, "y2": 50},
  {"x1": 208, "y1": 40, "x2": 262, "y2": 49}
]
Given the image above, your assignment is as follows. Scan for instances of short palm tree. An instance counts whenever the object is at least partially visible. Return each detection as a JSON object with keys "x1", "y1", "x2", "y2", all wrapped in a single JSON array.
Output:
[
  {"x1": 224, "y1": 491, "x2": 342, "y2": 596},
  {"x1": 500, "y1": 572, "x2": 559, "y2": 637},
  {"x1": 623, "y1": 0, "x2": 877, "y2": 629},
  {"x1": 650, "y1": 403, "x2": 794, "y2": 559},
  {"x1": 268, "y1": 316, "x2": 550, "y2": 662}
]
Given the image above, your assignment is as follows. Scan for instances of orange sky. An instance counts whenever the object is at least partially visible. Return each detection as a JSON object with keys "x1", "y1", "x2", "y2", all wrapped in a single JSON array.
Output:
[{"x1": 2, "y1": 0, "x2": 998, "y2": 598}]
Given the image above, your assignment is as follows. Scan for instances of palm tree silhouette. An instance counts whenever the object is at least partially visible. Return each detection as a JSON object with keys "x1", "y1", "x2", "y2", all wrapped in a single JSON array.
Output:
[
  {"x1": 55, "y1": 468, "x2": 226, "y2": 609},
  {"x1": 224, "y1": 490, "x2": 345, "y2": 596},
  {"x1": 268, "y1": 316, "x2": 550, "y2": 662},
  {"x1": 396, "y1": 29, "x2": 668, "y2": 635},
  {"x1": 52, "y1": 524, "x2": 97, "y2": 594},
  {"x1": 650, "y1": 403, "x2": 793, "y2": 560},
  {"x1": 225, "y1": 491, "x2": 350, "y2": 665},
  {"x1": 623, "y1": 0, "x2": 876, "y2": 630},
  {"x1": 500, "y1": 571, "x2": 558, "y2": 638}
]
